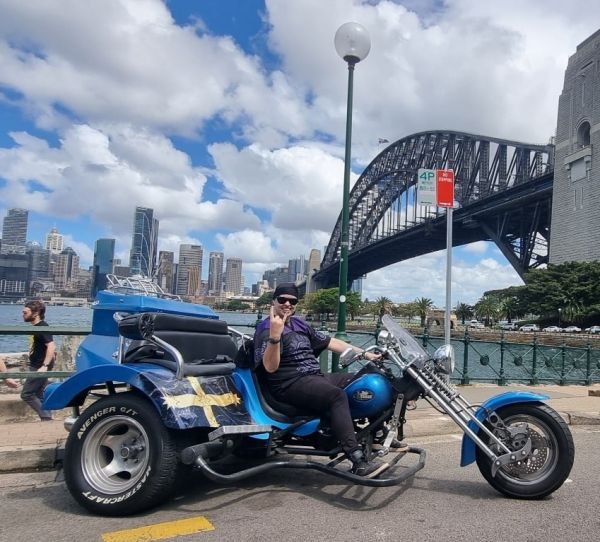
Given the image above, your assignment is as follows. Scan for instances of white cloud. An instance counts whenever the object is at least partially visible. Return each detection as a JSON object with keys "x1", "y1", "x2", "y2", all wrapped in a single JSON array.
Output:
[
  {"x1": 0, "y1": 124, "x2": 260, "y2": 235},
  {"x1": 0, "y1": 0, "x2": 597, "y2": 300},
  {"x1": 362, "y1": 249, "x2": 523, "y2": 306},
  {"x1": 209, "y1": 142, "x2": 352, "y2": 233},
  {"x1": 63, "y1": 234, "x2": 94, "y2": 267},
  {"x1": 463, "y1": 241, "x2": 488, "y2": 255}
]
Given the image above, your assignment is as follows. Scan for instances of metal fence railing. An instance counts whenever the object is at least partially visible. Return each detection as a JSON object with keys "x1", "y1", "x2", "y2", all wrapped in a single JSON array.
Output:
[{"x1": 2, "y1": 323, "x2": 600, "y2": 385}]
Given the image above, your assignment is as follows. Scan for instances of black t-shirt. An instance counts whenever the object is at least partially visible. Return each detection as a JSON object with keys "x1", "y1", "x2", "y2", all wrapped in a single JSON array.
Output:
[
  {"x1": 28, "y1": 321, "x2": 55, "y2": 369},
  {"x1": 254, "y1": 316, "x2": 331, "y2": 393}
]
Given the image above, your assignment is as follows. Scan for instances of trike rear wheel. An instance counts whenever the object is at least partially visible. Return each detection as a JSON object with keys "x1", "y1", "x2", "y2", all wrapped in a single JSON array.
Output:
[{"x1": 64, "y1": 392, "x2": 178, "y2": 516}]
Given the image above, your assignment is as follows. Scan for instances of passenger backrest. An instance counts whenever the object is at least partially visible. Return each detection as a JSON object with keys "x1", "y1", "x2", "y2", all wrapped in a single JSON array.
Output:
[{"x1": 145, "y1": 313, "x2": 238, "y2": 363}]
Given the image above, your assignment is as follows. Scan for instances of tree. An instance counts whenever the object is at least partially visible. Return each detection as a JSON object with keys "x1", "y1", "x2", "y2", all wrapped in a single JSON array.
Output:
[
  {"x1": 521, "y1": 261, "x2": 600, "y2": 323},
  {"x1": 454, "y1": 302, "x2": 473, "y2": 324},
  {"x1": 374, "y1": 296, "x2": 393, "y2": 319},
  {"x1": 397, "y1": 302, "x2": 418, "y2": 324},
  {"x1": 227, "y1": 299, "x2": 251, "y2": 311},
  {"x1": 305, "y1": 288, "x2": 339, "y2": 320},
  {"x1": 414, "y1": 297, "x2": 434, "y2": 327},
  {"x1": 255, "y1": 291, "x2": 273, "y2": 308},
  {"x1": 346, "y1": 291, "x2": 362, "y2": 320},
  {"x1": 474, "y1": 295, "x2": 500, "y2": 327}
]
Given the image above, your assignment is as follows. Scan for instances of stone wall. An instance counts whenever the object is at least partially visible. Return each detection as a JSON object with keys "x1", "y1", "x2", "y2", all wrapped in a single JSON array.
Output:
[
  {"x1": 0, "y1": 335, "x2": 83, "y2": 394},
  {"x1": 550, "y1": 29, "x2": 600, "y2": 263}
]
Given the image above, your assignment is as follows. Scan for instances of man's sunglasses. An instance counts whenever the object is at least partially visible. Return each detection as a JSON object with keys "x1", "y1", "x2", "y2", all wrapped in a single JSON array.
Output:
[{"x1": 276, "y1": 296, "x2": 298, "y2": 306}]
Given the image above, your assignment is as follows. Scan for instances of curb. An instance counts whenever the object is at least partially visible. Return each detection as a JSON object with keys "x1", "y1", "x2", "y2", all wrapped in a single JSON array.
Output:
[
  {"x1": 563, "y1": 411, "x2": 600, "y2": 425},
  {"x1": 1, "y1": 412, "x2": 599, "y2": 474},
  {"x1": 0, "y1": 443, "x2": 64, "y2": 472}
]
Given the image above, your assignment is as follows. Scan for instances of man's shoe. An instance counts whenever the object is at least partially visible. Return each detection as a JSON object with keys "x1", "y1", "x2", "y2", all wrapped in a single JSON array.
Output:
[
  {"x1": 390, "y1": 438, "x2": 409, "y2": 450},
  {"x1": 350, "y1": 450, "x2": 390, "y2": 478}
]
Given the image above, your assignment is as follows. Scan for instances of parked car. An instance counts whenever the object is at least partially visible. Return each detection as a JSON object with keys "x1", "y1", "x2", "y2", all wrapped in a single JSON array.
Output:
[
  {"x1": 468, "y1": 320, "x2": 485, "y2": 329},
  {"x1": 563, "y1": 326, "x2": 581, "y2": 333},
  {"x1": 499, "y1": 322, "x2": 518, "y2": 331},
  {"x1": 543, "y1": 326, "x2": 562, "y2": 333},
  {"x1": 519, "y1": 324, "x2": 540, "y2": 332},
  {"x1": 585, "y1": 326, "x2": 600, "y2": 334}
]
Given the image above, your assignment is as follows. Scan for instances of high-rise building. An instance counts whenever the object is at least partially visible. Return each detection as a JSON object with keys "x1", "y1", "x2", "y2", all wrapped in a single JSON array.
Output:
[
  {"x1": 157, "y1": 251, "x2": 175, "y2": 294},
  {"x1": 129, "y1": 207, "x2": 159, "y2": 277},
  {"x1": 288, "y1": 255, "x2": 307, "y2": 283},
  {"x1": 1, "y1": 208, "x2": 28, "y2": 255},
  {"x1": 176, "y1": 244, "x2": 203, "y2": 296},
  {"x1": 45, "y1": 226, "x2": 64, "y2": 255},
  {"x1": 306, "y1": 248, "x2": 322, "y2": 293},
  {"x1": 0, "y1": 253, "x2": 29, "y2": 299},
  {"x1": 54, "y1": 247, "x2": 79, "y2": 290},
  {"x1": 92, "y1": 238, "x2": 115, "y2": 296},
  {"x1": 26, "y1": 242, "x2": 50, "y2": 280},
  {"x1": 208, "y1": 251, "x2": 224, "y2": 295},
  {"x1": 263, "y1": 266, "x2": 289, "y2": 289},
  {"x1": 113, "y1": 264, "x2": 130, "y2": 277},
  {"x1": 224, "y1": 257, "x2": 243, "y2": 296},
  {"x1": 75, "y1": 268, "x2": 93, "y2": 299}
]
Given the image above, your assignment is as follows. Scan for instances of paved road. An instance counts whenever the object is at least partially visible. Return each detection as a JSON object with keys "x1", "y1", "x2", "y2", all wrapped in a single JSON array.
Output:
[{"x1": 1, "y1": 427, "x2": 599, "y2": 542}]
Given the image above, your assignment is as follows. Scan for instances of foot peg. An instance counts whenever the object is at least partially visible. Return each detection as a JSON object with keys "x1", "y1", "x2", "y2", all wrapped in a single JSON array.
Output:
[{"x1": 208, "y1": 424, "x2": 272, "y2": 441}]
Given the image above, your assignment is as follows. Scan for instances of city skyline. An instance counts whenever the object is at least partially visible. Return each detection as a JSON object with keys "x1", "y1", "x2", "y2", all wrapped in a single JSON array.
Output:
[
  {"x1": 1, "y1": 2, "x2": 599, "y2": 305},
  {"x1": 0, "y1": 204, "x2": 323, "y2": 300}
]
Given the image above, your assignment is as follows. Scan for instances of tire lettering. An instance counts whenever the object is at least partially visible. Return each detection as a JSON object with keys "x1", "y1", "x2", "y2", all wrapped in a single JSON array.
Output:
[
  {"x1": 81, "y1": 466, "x2": 152, "y2": 504},
  {"x1": 119, "y1": 407, "x2": 138, "y2": 416},
  {"x1": 76, "y1": 406, "x2": 117, "y2": 439}
]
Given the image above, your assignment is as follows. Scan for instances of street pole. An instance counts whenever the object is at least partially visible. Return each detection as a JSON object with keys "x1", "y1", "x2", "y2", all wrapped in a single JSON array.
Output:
[
  {"x1": 332, "y1": 22, "x2": 371, "y2": 372},
  {"x1": 335, "y1": 59, "x2": 355, "y2": 347},
  {"x1": 444, "y1": 206, "x2": 453, "y2": 346}
]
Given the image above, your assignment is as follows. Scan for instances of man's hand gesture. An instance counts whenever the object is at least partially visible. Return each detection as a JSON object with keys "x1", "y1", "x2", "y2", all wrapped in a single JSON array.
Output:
[{"x1": 269, "y1": 305, "x2": 288, "y2": 339}]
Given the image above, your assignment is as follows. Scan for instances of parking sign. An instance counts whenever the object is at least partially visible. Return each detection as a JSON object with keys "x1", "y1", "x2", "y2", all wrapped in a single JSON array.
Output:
[
  {"x1": 436, "y1": 169, "x2": 454, "y2": 208},
  {"x1": 417, "y1": 168, "x2": 436, "y2": 206}
]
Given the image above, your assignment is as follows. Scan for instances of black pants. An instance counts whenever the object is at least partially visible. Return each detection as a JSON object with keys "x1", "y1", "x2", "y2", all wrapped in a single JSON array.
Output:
[
  {"x1": 275, "y1": 373, "x2": 358, "y2": 455},
  {"x1": 21, "y1": 370, "x2": 52, "y2": 420}
]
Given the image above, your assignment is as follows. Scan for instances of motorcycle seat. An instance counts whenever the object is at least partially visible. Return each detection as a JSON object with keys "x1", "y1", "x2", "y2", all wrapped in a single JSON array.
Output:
[
  {"x1": 129, "y1": 357, "x2": 235, "y2": 377},
  {"x1": 120, "y1": 313, "x2": 239, "y2": 377},
  {"x1": 252, "y1": 365, "x2": 318, "y2": 422}
]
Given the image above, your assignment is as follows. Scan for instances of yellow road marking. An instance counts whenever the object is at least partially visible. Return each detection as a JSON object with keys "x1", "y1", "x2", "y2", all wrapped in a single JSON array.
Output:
[{"x1": 102, "y1": 516, "x2": 214, "y2": 542}]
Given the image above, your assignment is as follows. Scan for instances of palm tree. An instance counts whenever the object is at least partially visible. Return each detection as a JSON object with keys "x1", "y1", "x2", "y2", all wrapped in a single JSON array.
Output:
[
  {"x1": 454, "y1": 302, "x2": 474, "y2": 324},
  {"x1": 374, "y1": 296, "x2": 393, "y2": 321},
  {"x1": 414, "y1": 297, "x2": 434, "y2": 327},
  {"x1": 474, "y1": 296, "x2": 500, "y2": 327}
]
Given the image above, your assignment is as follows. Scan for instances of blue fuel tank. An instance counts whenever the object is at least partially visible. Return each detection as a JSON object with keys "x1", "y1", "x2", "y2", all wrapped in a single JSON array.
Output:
[{"x1": 345, "y1": 373, "x2": 394, "y2": 418}]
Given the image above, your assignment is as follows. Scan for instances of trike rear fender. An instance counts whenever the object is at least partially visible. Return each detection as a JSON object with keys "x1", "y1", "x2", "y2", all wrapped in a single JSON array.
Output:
[
  {"x1": 43, "y1": 364, "x2": 253, "y2": 430},
  {"x1": 460, "y1": 391, "x2": 548, "y2": 466}
]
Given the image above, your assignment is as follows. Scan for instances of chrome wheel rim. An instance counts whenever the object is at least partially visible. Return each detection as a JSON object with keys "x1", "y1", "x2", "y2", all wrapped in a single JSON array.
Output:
[
  {"x1": 81, "y1": 415, "x2": 150, "y2": 495},
  {"x1": 493, "y1": 414, "x2": 558, "y2": 485}
]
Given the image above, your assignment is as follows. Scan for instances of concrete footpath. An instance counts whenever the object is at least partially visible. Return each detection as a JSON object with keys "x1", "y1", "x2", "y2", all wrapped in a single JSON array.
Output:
[{"x1": 1, "y1": 383, "x2": 599, "y2": 473}]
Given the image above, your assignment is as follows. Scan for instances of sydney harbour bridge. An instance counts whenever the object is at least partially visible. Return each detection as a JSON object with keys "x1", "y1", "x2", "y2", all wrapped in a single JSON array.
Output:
[{"x1": 312, "y1": 130, "x2": 554, "y2": 290}]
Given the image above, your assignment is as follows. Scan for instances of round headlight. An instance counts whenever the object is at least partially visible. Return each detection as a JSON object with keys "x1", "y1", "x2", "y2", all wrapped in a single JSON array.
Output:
[
  {"x1": 432, "y1": 344, "x2": 455, "y2": 374},
  {"x1": 377, "y1": 329, "x2": 391, "y2": 346}
]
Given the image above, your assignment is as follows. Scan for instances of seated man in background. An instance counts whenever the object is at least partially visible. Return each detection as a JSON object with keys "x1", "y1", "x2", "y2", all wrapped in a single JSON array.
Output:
[{"x1": 0, "y1": 358, "x2": 19, "y2": 389}]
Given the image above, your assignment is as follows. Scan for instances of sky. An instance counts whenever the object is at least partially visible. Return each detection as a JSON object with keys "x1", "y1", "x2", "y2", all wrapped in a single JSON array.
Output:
[{"x1": 1, "y1": 0, "x2": 599, "y2": 306}]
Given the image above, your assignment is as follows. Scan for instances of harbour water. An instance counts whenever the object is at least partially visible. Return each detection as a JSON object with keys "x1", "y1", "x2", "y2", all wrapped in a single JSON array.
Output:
[
  {"x1": 2, "y1": 304, "x2": 598, "y2": 383},
  {"x1": 0, "y1": 305, "x2": 260, "y2": 353}
]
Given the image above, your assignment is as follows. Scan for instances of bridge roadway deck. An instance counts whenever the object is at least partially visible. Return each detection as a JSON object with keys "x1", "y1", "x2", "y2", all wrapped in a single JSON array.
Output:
[{"x1": 316, "y1": 173, "x2": 553, "y2": 287}]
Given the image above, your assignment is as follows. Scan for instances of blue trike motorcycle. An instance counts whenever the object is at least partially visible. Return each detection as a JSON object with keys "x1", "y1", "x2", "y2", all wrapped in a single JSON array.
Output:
[{"x1": 44, "y1": 289, "x2": 574, "y2": 516}]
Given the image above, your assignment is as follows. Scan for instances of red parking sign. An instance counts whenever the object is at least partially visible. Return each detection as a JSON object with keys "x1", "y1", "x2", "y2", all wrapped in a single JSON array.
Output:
[{"x1": 436, "y1": 169, "x2": 454, "y2": 208}]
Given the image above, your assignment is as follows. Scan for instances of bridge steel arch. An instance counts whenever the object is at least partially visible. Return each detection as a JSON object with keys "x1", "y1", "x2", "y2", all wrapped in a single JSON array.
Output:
[{"x1": 316, "y1": 130, "x2": 554, "y2": 289}]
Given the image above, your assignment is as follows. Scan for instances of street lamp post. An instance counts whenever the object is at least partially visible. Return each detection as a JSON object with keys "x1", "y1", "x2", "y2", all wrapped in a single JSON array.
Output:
[
  {"x1": 558, "y1": 308, "x2": 562, "y2": 327},
  {"x1": 332, "y1": 22, "x2": 371, "y2": 372}
]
